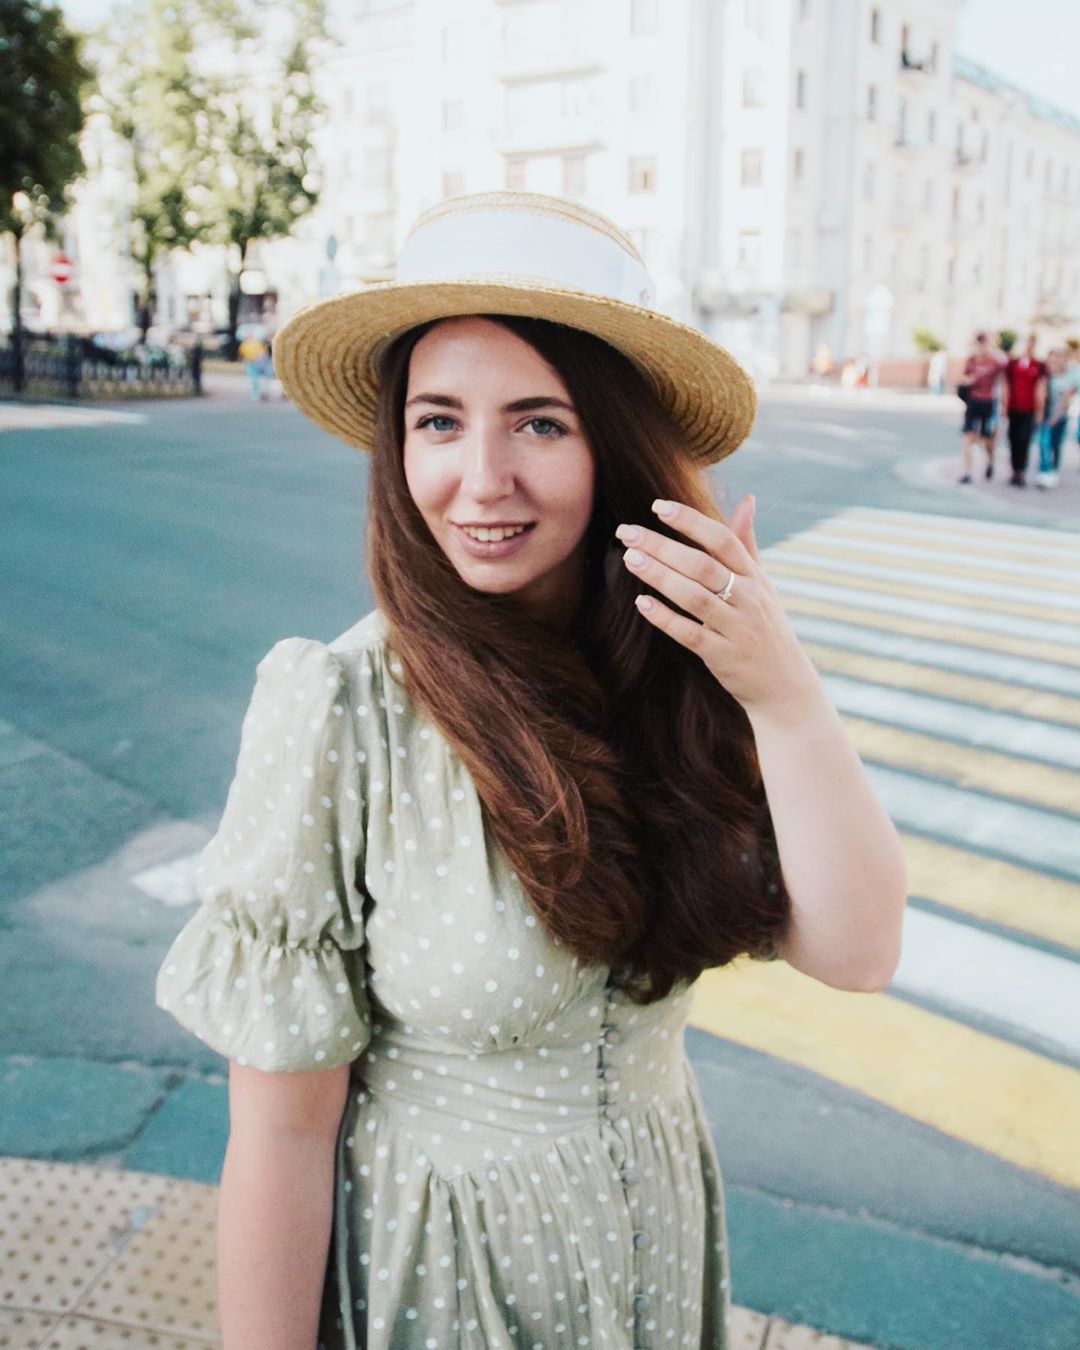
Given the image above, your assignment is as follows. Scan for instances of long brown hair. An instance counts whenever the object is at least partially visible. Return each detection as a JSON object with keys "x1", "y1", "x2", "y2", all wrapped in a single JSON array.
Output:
[{"x1": 367, "y1": 315, "x2": 789, "y2": 1003}]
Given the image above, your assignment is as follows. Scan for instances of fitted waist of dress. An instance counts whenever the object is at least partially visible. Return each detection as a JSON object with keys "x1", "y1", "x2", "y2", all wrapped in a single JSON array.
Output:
[{"x1": 354, "y1": 1009, "x2": 692, "y2": 1136}]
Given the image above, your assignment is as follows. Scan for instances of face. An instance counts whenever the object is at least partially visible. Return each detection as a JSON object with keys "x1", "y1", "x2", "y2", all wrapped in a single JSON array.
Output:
[
  {"x1": 402, "y1": 316, "x2": 595, "y2": 627},
  {"x1": 1047, "y1": 349, "x2": 1066, "y2": 374},
  {"x1": 1024, "y1": 335, "x2": 1037, "y2": 357}
]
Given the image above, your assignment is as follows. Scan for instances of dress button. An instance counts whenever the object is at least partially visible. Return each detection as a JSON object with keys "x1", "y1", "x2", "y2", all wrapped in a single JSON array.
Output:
[
  {"x1": 632, "y1": 1230, "x2": 649, "y2": 1250},
  {"x1": 619, "y1": 1167, "x2": 638, "y2": 1185},
  {"x1": 633, "y1": 1293, "x2": 649, "y2": 1313},
  {"x1": 602, "y1": 1028, "x2": 621, "y2": 1045}
]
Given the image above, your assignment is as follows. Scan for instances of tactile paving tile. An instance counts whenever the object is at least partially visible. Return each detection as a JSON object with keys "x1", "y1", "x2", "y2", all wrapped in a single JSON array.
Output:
[
  {"x1": 0, "y1": 1309, "x2": 59, "y2": 1349},
  {"x1": 0, "y1": 1160, "x2": 172, "y2": 1317},
  {"x1": 35, "y1": 1316, "x2": 215, "y2": 1349},
  {"x1": 79, "y1": 1178, "x2": 218, "y2": 1342},
  {"x1": 765, "y1": 1315, "x2": 873, "y2": 1349},
  {"x1": 729, "y1": 1304, "x2": 771, "y2": 1348}
]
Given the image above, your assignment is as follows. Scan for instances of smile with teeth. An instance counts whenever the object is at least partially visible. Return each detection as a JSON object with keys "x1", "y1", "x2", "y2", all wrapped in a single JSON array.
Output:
[{"x1": 458, "y1": 524, "x2": 532, "y2": 542}]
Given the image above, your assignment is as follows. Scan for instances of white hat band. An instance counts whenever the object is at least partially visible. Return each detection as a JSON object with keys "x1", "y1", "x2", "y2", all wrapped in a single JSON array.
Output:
[{"x1": 395, "y1": 207, "x2": 657, "y2": 310}]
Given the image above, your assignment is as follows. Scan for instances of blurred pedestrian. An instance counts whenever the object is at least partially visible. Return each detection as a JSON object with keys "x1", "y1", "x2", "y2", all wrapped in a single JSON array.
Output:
[
  {"x1": 927, "y1": 348, "x2": 947, "y2": 395},
  {"x1": 1036, "y1": 347, "x2": 1079, "y2": 489},
  {"x1": 1000, "y1": 334, "x2": 1046, "y2": 488},
  {"x1": 239, "y1": 333, "x2": 268, "y2": 400},
  {"x1": 957, "y1": 330, "x2": 1006, "y2": 485}
]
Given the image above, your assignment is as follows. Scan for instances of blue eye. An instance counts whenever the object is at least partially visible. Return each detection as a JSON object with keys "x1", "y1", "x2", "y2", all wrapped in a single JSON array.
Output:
[
  {"x1": 525, "y1": 417, "x2": 567, "y2": 438},
  {"x1": 417, "y1": 414, "x2": 456, "y2": 433}
]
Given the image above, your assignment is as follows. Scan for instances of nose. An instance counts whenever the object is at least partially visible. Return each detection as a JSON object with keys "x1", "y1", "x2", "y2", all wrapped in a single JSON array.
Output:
[{"x1": 461, "y1": 423, "x2": 515, "y2": 502}]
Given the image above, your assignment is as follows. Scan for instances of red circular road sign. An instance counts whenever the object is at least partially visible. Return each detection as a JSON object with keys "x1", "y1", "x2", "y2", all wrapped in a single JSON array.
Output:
[{"x1": 50, "y1": 254, "x2": 74, "y2": 284}]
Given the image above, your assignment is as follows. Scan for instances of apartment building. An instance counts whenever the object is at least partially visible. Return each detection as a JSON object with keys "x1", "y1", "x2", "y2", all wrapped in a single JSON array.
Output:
[{"x1": 11, "y1": 0, "x2": 1080, "y2": 379}]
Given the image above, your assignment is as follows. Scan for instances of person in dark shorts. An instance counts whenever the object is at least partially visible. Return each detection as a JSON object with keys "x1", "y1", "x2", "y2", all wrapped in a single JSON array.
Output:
[
  {"x1": 1001, "y1": 335, "x2": 1047, "y2": 488},
  {"x1": 958, "y1": 330, "x2": 1007, "y2": 485}
]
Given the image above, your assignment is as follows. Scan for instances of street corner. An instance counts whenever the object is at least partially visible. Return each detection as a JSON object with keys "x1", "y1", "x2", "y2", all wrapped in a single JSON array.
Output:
[{"x1": 898, "y1": 434, "x2": 1080, "y2": 520}]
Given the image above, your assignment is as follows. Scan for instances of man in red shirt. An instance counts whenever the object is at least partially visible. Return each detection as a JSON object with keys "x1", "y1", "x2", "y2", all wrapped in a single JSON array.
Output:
[
  {"x1": 1001, "y1": 334, "x2": 1047, "y2": 488},
  {"x1": 958, "y1": 331, "x2": 1008, "y2": 485}
]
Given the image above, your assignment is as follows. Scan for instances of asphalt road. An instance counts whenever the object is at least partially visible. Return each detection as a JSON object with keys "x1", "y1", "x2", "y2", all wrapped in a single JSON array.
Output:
[{"x1": 1, "y1": 385, "x2": 1078, "y2": 1350}]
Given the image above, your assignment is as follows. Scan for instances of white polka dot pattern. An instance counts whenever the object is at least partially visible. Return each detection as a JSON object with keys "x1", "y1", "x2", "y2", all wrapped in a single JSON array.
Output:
[{"x1": 155, "y1": 611, "x2": 732, "y2": 1348}]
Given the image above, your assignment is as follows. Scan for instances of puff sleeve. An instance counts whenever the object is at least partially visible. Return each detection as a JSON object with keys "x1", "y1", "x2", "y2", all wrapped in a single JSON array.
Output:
[{"x1": 155, "y1": 638, "x2": 371, "y2": 1072}]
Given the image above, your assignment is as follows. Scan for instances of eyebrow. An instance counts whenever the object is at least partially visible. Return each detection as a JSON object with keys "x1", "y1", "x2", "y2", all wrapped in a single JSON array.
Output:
[{"x1": 404, "y1": 393, "x2": 577, "y2": 415}]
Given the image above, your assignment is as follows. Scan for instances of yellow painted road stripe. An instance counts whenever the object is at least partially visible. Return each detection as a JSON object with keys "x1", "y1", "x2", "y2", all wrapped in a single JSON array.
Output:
[
  {"x1": 841, "y1": 509, "x2": 1080, "y2": 556},
  {"x1": 901, "y1": 834, "x2": 1080, "y2": 953},
  {"x1": 769, "y1": 560, "x2": 1073, "y2": 626},
  {"x1": 689, "y1": 959, "x2": 1080, "y2": 1189},
  {"x1": 789, "y1": 539, "x2": 1080, "y2": 596},
  {"x1": 780, "y1": 592, "x2": 1080, "y2": 669},
  {"x1": 802, "y1": 641, "x2": 1080, "y2": 729},
  {"x1": 825, "y1": 516, "x2": 1080, "y2": 566},
  {"x1": 840, "y1": 715, "x2": 1080, "y2": 815}
]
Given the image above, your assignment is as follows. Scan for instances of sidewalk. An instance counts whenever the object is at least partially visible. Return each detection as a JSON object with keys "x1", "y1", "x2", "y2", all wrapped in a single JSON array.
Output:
[
  {"x1": 898, "y1": 431, "x2": 1080, "y2": 525},
  {"x1": 0, "y1": 1156, "x2": 871, "y2": 1350}
]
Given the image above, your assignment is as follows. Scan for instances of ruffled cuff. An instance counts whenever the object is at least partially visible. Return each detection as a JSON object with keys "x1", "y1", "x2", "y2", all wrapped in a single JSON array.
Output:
[{"x1": 155, "y1": 908, "x2": 371, "y2": 1072}]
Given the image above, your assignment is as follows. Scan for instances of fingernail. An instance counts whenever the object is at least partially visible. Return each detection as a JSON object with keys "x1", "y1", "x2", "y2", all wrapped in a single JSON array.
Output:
[
  {"x1": 624, "y1": 548, "x2": 646, "y2": 568},
  {"x1": 652, "y1": 499, "x2": 675, "y2": 518},
  {"x1": 615, "y1": 523, "x2": 642, "y2": 543},
  {"x1": 635, "y1": 595, "x2": 654, "y2": 612}
]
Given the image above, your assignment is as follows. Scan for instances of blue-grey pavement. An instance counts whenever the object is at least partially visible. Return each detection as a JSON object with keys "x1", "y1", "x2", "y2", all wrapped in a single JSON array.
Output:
[{"x1": 2, "y1": 390, "x2": 1078, "y2": 1350}]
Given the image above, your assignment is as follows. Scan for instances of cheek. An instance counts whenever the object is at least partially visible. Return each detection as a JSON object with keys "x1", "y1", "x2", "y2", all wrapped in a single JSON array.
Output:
[{"x1": 403, "y1": 444, "x2": 451, "y2": 519}]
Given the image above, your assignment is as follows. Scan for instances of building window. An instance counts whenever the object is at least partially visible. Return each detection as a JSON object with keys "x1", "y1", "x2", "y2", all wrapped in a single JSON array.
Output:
[
  {"x1": 799, "y1": 0, "x2": 809, "y2": 18},
  {"x1": 930, "y1": 41, "x2": 939, "y2": 72},
  {"x1": 737, "y1": 229, "x2": 762, "y2": 273},
  {"x1": 897, "y1": 97, "x2": 908, "y2": 143},
  {"x1": 742, "y1": 67, "x2": 765, "y2": 107},
  {"x1": 927, "y1": 109, "x2": 936, "y2": 143},
  {"x1": 442, "y1": 99, "x2": 463, "y2": 132},
  {"x1": 1026, "y1": 148, "x2": 1034, "y2": 178},
  {"x1": 629, "y1": 73, "x2": 655, "y2": 113},
  {"x1": 795, "y1": 69, "x2": 807, "y2": 108},
  {"x1": 923, "y1": 178, "x2": 933, "y2": 210},
  {"x1": 870, "y1": 6, "x2": 881, "y2": 42},
  {"x1": 342, "y1": 88, "x2": 354, "y2": 119},
  {"x1": 442, "y1": 170, "x2": 465, "y2": 198},
  {"x1": 630, "y1": 0, "x2": 657, "y2": 35},
  {"x1": 866, "y1": 83, "x2": 877, "y2": 120},
  {"x1": 977, "y1": 193, "x2": 985, "y2": 222},
  {"x1": 861, "y1": 161, "x2": 875, "y2": 201},
  {"x1": 951, "y1": 185, "x2": 960, "y2": 222},
  {"x1": 362, "y1": 147, "x2": 392, "y2": 191},
  {"x1": 793, "y1": 147, "x2": 805, "y2": 182},
  {"x1": 563, "y1": 154, "x2": 586, "y2": 197},
  {"x1": 741, "y1": 148, "x2": 763, "y2": 187},
  {"x1": 628, "y1": 156, "x2": 656, "y2": 192},
  {"x1": 506, "y1": 157, "x2": 527, "y2": 190},
  {"x1": 744, "y1": 0, "x2": 767, "y2": 37},
  {"x1": 365, "y1": 212, "x2": 394, "y2": 259}
]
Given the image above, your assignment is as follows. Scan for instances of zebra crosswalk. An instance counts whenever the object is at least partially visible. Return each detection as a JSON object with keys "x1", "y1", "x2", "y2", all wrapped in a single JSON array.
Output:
[{"x1": 690, "y1": 505, "x2": 1080, "y2": 1190}]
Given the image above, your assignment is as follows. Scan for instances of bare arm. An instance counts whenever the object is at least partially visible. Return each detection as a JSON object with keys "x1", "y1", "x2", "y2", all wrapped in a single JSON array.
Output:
[
  {"x1": 217, "y1": 1062, "x2": 351, "y2": 1350},
  {"x1": 748, "y1": 670, "x2": 908, "y2": 993}
]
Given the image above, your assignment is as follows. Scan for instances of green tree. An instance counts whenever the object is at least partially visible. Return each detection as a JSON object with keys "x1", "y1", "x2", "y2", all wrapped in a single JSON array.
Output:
[
  {"x1": 92, "y1": 0, "x2": 210, "y2": 340},
  {"x1": 911, "y1": 327, "x2": 943, "y2": 353},
  {"x1": 198, "y1": 0, "x2": 326, "y2": 357},
  {"x1": 0, "y1": 0, "x2": 89, "y2": 386}
]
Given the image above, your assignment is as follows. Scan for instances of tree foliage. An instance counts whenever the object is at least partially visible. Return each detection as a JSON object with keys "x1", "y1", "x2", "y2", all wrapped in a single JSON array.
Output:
[
  {"x1": 92, "y1": 0, "x2": 326, "y2": 348},
  {"x1": 1, "y1": 0, "x2": 89, "y2": 362}
]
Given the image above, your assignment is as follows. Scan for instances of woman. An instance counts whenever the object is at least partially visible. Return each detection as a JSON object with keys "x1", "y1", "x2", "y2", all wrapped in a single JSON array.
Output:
[
  {"x1": 1036, "y1": 346, "x2": 1079, "y2": 489},
  {"x1": 156, "y1": 192, "x2": 907, "y2": 1350}
]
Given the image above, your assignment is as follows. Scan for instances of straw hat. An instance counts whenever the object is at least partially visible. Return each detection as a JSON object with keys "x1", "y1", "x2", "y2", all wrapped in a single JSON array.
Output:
[{"x1": 273, "y1": 191, "x2": 756, "y2": 464}]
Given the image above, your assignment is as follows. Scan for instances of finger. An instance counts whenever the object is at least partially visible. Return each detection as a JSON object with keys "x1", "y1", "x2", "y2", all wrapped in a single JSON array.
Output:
[
  {"x1": 622, "y1": 542, "x2": 735, "y2": 628},
  {"x1": 651, "y1": 499, "x2": 755, "y2": 575},
  {"x1": 614, "y1": 522, "x2": 734, "y2": 594},
  {"x1": 633, "y1": 592, "x2": 723, "y2": 660},
  {"x1": 728, "y1": 494, "x2": 760, "y2": 562}
]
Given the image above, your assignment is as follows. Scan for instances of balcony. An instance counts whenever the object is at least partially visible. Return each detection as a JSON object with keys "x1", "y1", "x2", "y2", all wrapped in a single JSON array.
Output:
[{"x1": 900, "y1": 51, "x2": 930, "y2": 73}]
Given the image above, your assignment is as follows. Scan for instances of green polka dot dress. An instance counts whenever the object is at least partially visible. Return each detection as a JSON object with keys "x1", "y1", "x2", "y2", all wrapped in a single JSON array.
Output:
[{"x1": 156, "y1": 610, "x2": 731, "y2": 1348}]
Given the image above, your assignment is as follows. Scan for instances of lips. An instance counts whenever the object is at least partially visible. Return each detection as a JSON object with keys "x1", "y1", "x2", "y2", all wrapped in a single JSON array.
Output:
[{"x1": 452, "y1": 521, "x2": 536, "y2": 559}]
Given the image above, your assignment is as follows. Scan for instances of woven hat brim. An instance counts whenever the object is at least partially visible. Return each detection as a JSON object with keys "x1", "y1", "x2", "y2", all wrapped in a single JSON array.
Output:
[{"x1": 272, "y1": 280, "x2": 756, "y2": 465}]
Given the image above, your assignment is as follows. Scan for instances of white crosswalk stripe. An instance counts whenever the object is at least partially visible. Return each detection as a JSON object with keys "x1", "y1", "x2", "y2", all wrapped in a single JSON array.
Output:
[
  {"x1": 774, "y1": 575, "x2": 1080, "y2": 644},
  {"x1": 761, "y1": 506, "x2": 1080, "y2": 1065},
  {"x1": 787, "y1": 612, "x2": 1080, "y2": 695}
]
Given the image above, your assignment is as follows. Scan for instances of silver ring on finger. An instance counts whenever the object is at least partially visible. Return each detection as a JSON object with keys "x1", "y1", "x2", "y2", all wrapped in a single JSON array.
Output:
[{"x1": 714, "y1": 568, "x2": 736, "y2": 603}]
